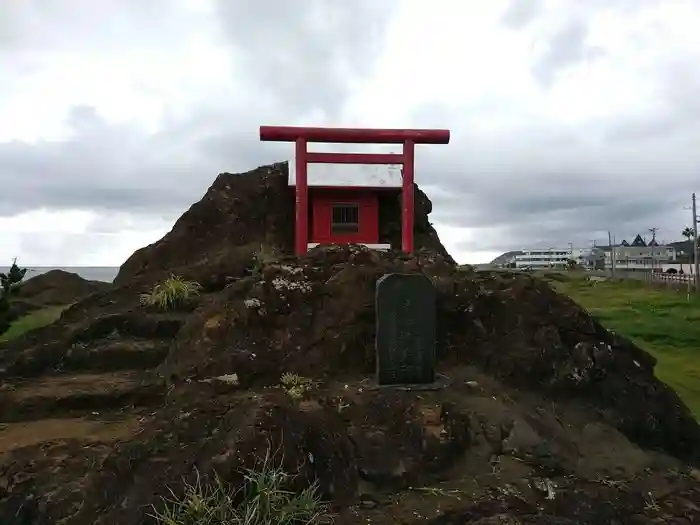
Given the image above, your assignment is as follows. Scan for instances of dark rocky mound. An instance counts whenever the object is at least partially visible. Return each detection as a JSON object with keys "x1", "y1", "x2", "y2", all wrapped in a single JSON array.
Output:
[
  {"x1": 12, "y1": 270, "x2": 111, "y2": 315},
  {"x1": 0, "y1": 165, "x2": 698, "y2": 525},
  {"x1": 115, "y1": 161, "x2": 454, "y2": 288}
]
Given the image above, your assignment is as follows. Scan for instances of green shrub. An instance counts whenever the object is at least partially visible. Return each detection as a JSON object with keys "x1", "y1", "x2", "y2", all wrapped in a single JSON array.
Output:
[
  {"x1": 151, "y1": 448, "x2": 332, "y2": 525},
  {"x1": 140, "y1": 275, "x2": 202, "y2": 310},
  {"x1": 0, "y1": 259, "x2": 27, "y2": 299},
  {"x1": 0, "y1": 259, "x2": 28, "y2": 335}
]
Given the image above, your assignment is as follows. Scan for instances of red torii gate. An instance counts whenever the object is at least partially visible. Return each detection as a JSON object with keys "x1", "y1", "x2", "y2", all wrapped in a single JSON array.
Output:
[{"x1": 259, "y1": 125, "x2": 451, "y2": 256}]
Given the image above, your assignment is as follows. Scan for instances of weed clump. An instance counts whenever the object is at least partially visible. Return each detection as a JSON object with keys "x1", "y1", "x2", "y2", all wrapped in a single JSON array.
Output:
[
  {"x1": 140, "y1": 275, "x2": 202, "y2": 310},
  {"x1": 280, "y1": 373, "x2": 316, "y2": 400},
  {"x1": 250, "y1": 244, "x2": 281, "y2": 277},
  {"x1": 151, "y1": 448, "x2": 332, "y2": 524}
]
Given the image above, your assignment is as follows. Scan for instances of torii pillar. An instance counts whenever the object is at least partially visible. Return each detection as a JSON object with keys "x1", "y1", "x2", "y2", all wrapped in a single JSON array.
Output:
[{"x1": 259, "y1": 126, "x2": 451, "y2": 256}]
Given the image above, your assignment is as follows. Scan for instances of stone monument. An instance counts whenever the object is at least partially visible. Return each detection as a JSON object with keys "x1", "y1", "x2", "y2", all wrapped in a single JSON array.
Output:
[{"x1": 375, "y1": 273, "x2": 436, "y2": 386}]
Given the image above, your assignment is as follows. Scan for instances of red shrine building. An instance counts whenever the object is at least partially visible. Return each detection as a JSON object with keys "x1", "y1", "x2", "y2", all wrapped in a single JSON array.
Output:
[{"x1": 259, "y1": 126, "x2": 450, "y2": 256}]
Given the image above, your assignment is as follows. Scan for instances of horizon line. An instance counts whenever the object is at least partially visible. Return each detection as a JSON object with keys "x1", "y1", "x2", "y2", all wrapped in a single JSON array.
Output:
[{"x1": 1, "y1": 265, "x2": 120, "y2": 268}]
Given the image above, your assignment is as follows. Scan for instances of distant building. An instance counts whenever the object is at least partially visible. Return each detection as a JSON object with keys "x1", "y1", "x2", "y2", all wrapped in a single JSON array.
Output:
[
  {"x1": 604, "y1": 244, "x2": 676, "y2": 271},
  {"x1": 515, "y1": 247, "x2": 605, "y2": 270},
  {"x1": 630, "y1": 234, "x2": 647, "y2": 247},
  {"x1": 599, "y1": 232, "x2": 676, "y2": 271}
]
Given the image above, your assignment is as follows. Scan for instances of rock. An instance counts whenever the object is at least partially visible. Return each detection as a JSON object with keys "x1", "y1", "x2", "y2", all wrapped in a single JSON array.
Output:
[
  {"x1": 206, "y1": 373, "x2": 239, "y2": 385},
  {"x1": 360, "y1": 498, "x2": 378, "y2": 509},
  {"x1": 198, "y1": 373, "x2": 241, "y2": 393},
  {"x1": 11, "y1": 269, "x2": 111, "y2": 317},
  {"x1": 501, "y1": 418, "x2": 541, "y2": 454}
]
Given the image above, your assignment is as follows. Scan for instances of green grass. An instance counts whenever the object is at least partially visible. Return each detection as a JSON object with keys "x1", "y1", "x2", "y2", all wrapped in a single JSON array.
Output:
[
  {"x1": 0, "y1": 304, "x2": 69, "y2": 342},
  {"x1": 551, "y1": 276, "x2": 700, "y2": 419}
]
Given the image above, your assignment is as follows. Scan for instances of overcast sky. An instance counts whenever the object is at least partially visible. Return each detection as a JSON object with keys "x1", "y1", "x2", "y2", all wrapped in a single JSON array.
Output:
[{"x1": 2, "y1": 0, "x2": 700, "y2": 266}]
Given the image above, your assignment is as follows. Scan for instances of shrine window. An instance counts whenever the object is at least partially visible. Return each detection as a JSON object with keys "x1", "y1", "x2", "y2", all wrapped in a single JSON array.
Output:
[{"x1": 331, "y1": 203, "x2": 360, "y2": 234}]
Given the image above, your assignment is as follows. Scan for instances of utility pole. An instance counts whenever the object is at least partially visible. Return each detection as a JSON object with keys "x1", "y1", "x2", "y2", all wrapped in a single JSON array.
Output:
[
  {"x1": 648, "y1": 227, "x2": 659, "y2": 273},
  {"x1": 693, "y1": 193, "x2": 699, "y2": 292},
  {"x1": 608, "y1": 231, "x2": 615, "y2": 277},
  {"x1": 589, "y1": 239, "x2": 597, "y2": 270},
  {"x1": 649, "y1": 227, "x2": 658, "y2": 243}
]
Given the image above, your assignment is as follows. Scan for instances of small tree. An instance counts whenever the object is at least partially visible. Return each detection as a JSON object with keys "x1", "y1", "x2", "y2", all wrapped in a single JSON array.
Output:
[
  {"x1": 681, "y1": 226, "x2": 695, "y2": 273},
  {"x1": 0, "y1": 258, "x2": 27, "y2": 299},
  {"x1": 682, "y1": 226, "x2": 694, "y2": 241},
  {"x1": 0, "y1": 258, "x2": 28, "y2": 334}
]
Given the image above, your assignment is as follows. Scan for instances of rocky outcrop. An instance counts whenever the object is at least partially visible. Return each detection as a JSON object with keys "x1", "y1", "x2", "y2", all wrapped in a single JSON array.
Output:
[
  {"x1": 115, "y1": 163, "x2": 297, "y2": 288},
  {"x1": 11, "y1": 269, "x2": 111, "y2": 318},
  {"x1": 15, "y1": 270, "x2": 110, "y2": 306},
  {"x1": 115, "y1": 162, "x2": 454, "y2": 287},
  {"x1": 0, "y1": 165, "x2": 698, "y2": 524}
]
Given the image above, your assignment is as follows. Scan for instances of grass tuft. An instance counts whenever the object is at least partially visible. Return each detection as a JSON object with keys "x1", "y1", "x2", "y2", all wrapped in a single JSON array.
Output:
[
  {"x1": 140, "y1": 275, "x2": 202, "y2": 310},
  {"x1": 151, "y1": 447, "x2": 333, "y2": 525},
  {"x1": 250, "y1": 244, "x2": 281, "y2": 277},
  {"x1": 280, "y1": 373, "x2": 316, "y2": 400}
]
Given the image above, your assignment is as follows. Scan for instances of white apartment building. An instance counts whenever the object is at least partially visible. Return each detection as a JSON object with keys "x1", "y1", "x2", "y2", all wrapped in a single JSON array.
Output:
[
  {"x1": 604, "y1": 245, "x2": 677, "y2": 271},
  {"x1": 515, "y1": 247, "x2": 605, "y2": 270}
]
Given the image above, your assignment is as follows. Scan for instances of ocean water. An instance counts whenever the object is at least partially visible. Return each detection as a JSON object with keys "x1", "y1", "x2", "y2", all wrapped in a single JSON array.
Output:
[{"x1": 0, "y1": 266, "x2": 119, "y2": 283}]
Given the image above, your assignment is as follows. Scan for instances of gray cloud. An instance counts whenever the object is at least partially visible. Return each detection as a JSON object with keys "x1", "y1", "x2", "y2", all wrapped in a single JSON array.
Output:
[
  {"x1": 214, "y1": 0, "x2": 395, "y2": 119},
  {"x1": 0, "y1": 0, "x2": 396, "y2": 221},
  {"x1": 0, "y1": 0, "x2": 190, "y2": 52},
  {"x1": 515, "y1": 0, "x2": 663, "y2": 87},
  {"x1": 2, "y1": 0, "x2": 700, "y2": 264},
  {"x1": 532, "y1": 18, "x2": 604, "y2": 86},
  {"x1": 409, "y1": 96, "x2": 700, "y2": 255},
  {"x1": 501, "y1": 0, "x2": 542, "y2": 29},
  {"x1": 0, "y1": 104, "x2": 285, "y2": 217}
]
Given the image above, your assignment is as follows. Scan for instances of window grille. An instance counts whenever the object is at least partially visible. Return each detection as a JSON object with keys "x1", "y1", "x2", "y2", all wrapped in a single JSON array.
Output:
[{"x1": 331, "y1": 203, "x2": 359, "y2": 234}]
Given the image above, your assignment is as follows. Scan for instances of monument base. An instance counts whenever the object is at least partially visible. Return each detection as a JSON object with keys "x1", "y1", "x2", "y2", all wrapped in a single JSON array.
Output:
[{"x1": 361, "y1": 373, "x2": 451, "y2": 392}]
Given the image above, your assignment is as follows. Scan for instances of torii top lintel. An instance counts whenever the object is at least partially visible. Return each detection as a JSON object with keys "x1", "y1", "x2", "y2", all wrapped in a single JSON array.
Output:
[{"x1": 259, "y1": 125, "x2": 450, "y2": 145}]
